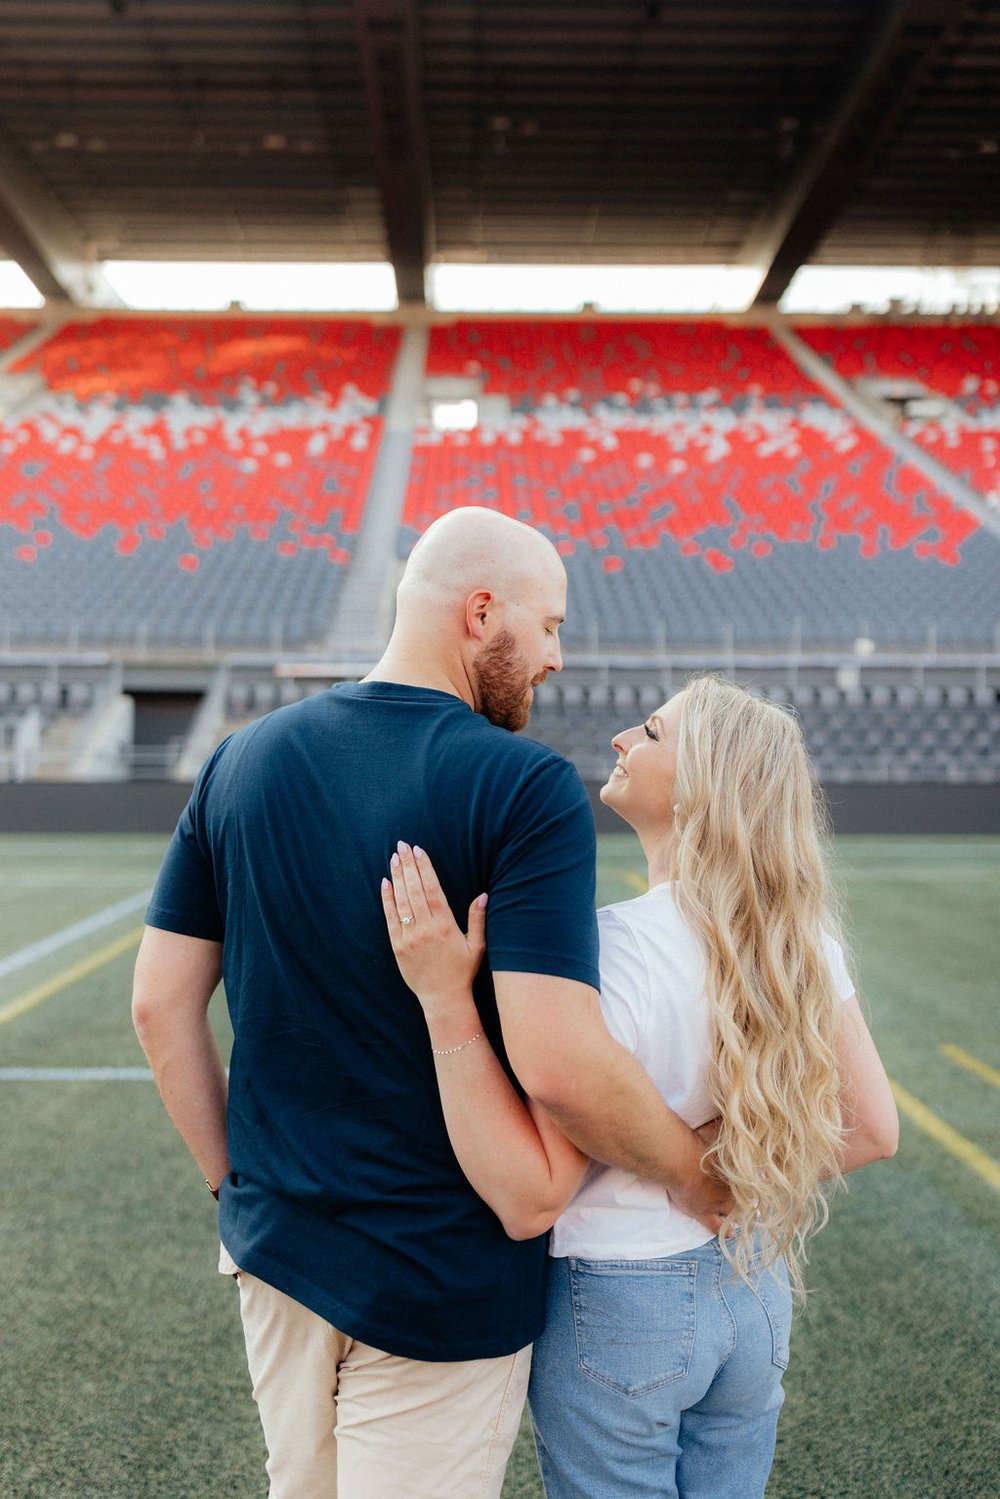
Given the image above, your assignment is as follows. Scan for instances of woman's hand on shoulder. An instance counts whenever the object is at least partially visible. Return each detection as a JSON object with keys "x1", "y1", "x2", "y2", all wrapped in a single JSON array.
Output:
[{"x1": 381, "y1": 843, "x2": 488, "y2": 1020}]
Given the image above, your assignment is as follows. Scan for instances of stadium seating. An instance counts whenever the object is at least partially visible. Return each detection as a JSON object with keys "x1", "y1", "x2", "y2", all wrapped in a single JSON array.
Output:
[
  {"x1": 0, "y1": 672, "x2": 103, "y2": 781},
  {"x1": 212, "y1": 670, "x2": 1000, "y2": 789},
  {"x1": 402, "y1": 320, "x2": 997, "y2": 649},
  {"x1": 0, "y1": 317, "x2": 35, "y2": 357},
  {"x1": 794, "y1": 324, "x2": 1000, "y2": 407},
  {"x1": 1, "y1": 318, "x2": 400, "y2": 647},
  {"x1": 5, "y1": 314, "x2": 998, "y2": 656},
  {"x1": 796, "y1": 324, "x2": 1000, "y2": 508},
  {"x1": 526, "y1": 678, "x2": 1000, "y2": 785},
  {"x1": 14, "y1": 316, "x2": 396, "y2": 402}
]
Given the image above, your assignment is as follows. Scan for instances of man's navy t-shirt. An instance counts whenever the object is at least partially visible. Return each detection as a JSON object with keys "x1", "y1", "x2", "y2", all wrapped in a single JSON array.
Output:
[{"x1": 146, "y1": 682, "x2": 600, "y2": 1361}]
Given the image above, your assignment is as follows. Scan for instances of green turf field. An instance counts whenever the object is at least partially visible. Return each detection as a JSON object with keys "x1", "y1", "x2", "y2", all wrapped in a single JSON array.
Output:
[{"x1": 1, "y1": 833, "x2": 998, "y2": 1499}]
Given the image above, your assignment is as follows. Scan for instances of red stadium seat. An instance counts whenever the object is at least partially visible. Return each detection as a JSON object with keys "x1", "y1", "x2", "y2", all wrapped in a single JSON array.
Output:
[
  {"x1": 0, "y1": 318, "x2": 35, "y2": 357},
  {"x1": 2, "y1": 319, "x2": 398, "y2": 572},
  {"x1": 11, "y1": 316, "x2": 398, "y2": 402},
  {"x1": 795, "y1": 323, "x2": 1000, "y2": 504},
  {"x1": 2, "y1": 317, "x2": 400, "y2": 646},
  {"x1": 405, "y1": 319, "x2": 979, "y2": 570}
]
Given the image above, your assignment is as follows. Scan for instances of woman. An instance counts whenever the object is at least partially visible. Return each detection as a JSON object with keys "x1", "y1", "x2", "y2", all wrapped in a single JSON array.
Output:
[{"x1": 381, "y1": 676, "x2": 898, "y2": 1499}]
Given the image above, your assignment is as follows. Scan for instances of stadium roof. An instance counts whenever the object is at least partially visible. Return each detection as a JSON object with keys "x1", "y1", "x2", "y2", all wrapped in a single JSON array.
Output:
[{"x1": 0, "y1": 0, "x2": 998, "y2": 308}]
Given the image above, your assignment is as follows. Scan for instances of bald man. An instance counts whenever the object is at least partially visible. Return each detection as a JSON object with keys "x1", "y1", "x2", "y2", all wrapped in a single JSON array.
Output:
[{"x1": 133, "y1": 508, "x2": 725, "y2": 1499}]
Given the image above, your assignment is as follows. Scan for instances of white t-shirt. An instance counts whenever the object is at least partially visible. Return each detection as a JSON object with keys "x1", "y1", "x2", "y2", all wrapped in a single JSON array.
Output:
[{"x1": 549, "y1": 882, "x2": 855, "y2": 1260}]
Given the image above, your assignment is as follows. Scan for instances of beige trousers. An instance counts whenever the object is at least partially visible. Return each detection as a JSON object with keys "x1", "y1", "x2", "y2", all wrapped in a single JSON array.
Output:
[{"x1": 235, "y1": 1269, "x2": 532, "y2": 1499}]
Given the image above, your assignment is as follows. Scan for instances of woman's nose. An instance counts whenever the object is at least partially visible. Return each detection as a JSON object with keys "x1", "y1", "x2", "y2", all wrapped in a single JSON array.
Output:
[{"x1": 612, "y1": 723, "x2": 638, "y2": 754}]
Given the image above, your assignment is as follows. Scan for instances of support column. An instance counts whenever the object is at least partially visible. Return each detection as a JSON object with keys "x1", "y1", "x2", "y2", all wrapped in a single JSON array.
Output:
[{"x1": 326, "y1": 320, "x2": 429, "y2": 655}]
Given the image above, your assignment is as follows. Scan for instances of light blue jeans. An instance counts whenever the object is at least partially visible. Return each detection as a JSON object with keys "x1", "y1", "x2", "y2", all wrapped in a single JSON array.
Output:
[{"x1": 529, "y1": 1241, "x2": 791, "y2": 1499}]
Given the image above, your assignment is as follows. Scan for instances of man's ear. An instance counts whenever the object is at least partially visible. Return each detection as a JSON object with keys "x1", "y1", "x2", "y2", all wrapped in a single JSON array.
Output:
[{"x1": 465, "y1": 589, "x2": 494, "y2": 640}]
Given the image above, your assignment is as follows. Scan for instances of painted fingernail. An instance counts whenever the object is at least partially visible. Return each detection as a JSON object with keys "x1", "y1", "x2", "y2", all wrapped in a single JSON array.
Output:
[
  {"x1": 381, "y1": 878, "x2": 390, "y2": 892},
  {"x1": 391, "y1": 852, "x2": 400, "y2": 868},
  {"x1": 413, "y1": 845, "x2": 424, "y2": 859},
  {"x1": 477, "y1": 893, "x2": 488, "y2": 908}
]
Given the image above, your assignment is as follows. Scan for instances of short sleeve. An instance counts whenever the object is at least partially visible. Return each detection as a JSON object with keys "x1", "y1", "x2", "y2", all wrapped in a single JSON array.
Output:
[
  {"x1": 145, "y1": 745, "x2": 227, "y2": 942},
  {"x1": 821, "y1": 930, "x2": 855, "y2": 1003},
  {"x1": 485, "y1": 753, "x2": 600, "y2": 990},
  {"x1": 594, "y1": 908, "x2": 647, "y2": 1053}
]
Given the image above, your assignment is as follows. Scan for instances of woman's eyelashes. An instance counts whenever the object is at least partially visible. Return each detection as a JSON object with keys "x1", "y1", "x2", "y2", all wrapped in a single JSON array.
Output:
[{"x1": 644, "y1": 722, "x2": 658, "y2": 741}]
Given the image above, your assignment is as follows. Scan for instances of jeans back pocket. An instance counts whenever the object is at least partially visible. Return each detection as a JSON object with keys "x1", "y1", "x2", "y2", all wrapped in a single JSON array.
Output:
[{"x1": 568, "y1": 1257, "x2": 698, "y2": 1397}]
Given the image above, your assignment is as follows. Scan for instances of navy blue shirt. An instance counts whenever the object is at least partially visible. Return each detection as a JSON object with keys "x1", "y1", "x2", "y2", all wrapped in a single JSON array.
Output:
[{"x1": 146, "y1": 682, "x2": 600, "y2": 1360}]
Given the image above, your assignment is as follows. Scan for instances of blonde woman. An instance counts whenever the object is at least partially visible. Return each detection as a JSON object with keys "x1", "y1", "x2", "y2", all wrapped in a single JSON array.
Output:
[{"x1": 381, "y1": 677, "x2": 898, "y2": 1499}]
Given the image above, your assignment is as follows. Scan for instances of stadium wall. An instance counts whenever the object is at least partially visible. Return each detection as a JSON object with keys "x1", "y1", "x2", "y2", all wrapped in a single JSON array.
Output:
[
  {"x1": 1, "y1": 779, "x2": 997, "y2": 836},
  {"x1": 592, "y1": 782, "x2": 999, "y2": 836}
]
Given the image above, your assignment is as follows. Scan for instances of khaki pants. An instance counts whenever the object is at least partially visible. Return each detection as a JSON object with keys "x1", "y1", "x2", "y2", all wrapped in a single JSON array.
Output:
[{"x1": 235, "y1": 1269, "x2": 532, "y2": 1499}]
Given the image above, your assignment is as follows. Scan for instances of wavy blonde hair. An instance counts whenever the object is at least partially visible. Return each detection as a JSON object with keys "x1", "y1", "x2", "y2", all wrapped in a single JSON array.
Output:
[{"x1": 671, "y1": 676, "x2": 845, "y2": 1300}]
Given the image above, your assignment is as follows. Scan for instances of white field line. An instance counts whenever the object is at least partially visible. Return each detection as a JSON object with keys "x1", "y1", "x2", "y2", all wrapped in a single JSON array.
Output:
[
  {"x1": 0, "y1": 1067, "x2": 154, "y2": 1081},
  {"x1": 0, "y1": 1067, "x2": 229, "y2": 1081},
  {"x1": 835, "y1": 842, "x2": 1000, "y2": 858},
  {"x1": 836, "y1": 868, "x2": 1000, "y2": 881},
  {"x1": 8, "y1": 875, "x2": 160, "y2": 889},
  {"x1": 0, "y1": 889, "x2": 153, "y2": 981}
]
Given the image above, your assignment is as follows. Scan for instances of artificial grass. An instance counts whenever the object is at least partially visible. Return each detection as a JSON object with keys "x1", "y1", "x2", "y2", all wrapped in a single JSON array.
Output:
[{"x1": 1, "y1": 834, "x2": 997, "y2": 1497}]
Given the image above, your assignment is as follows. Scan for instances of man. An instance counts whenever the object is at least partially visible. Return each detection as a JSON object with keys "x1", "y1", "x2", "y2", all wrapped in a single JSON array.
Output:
[{"x1": 133, "y1": 506, "x2": 726, "y2": 1499}]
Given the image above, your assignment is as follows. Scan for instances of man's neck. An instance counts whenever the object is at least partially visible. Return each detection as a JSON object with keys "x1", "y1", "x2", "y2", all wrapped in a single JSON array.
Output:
[{"x1": 363, "y1": 651, "x2": 475, "y2": 709}]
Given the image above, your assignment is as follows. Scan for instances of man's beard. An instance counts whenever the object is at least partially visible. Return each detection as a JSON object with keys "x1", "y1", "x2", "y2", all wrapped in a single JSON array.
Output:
[{"x1": 474, "y1": 627, "x2": 537, "y2": 732}]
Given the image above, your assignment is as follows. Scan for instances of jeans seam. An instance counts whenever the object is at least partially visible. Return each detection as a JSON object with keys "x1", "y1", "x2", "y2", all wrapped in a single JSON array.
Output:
[
  {"x1": 713, "y1": 1245, "x2": 739, "y2": 1376},
  {"x1": 749, "y1": 1264, "x2": 791, "y2": 1371}
]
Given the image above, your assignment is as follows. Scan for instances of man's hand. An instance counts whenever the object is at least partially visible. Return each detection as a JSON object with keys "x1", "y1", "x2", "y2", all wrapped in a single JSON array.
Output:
[
  {"x1": 497, "y1": 973, "x2": 741, "y2": 1216},
  {"x1": 669, "y1": 1116, "x2": 732, "y2": 1235}
]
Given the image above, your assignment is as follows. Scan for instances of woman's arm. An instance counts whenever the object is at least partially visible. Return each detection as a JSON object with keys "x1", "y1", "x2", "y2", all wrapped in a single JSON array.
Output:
[
  {"x1": 382, "y1": 843, "x2": 588, "y2": 1239},
  {"x1": 836, "y1": 993, "x2": 899, "y2": 1172}
]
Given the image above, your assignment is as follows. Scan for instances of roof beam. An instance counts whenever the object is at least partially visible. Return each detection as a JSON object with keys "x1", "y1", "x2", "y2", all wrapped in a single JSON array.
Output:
[
  {"x1": 746, "y1": 0, "x2": 964, "y2": 308},
  {"x1": 352, "y1": 0, "x2": 434, "y2": 305},
  {"x1": 0, "y1": 138, "x2": 124, "y2": 306}
]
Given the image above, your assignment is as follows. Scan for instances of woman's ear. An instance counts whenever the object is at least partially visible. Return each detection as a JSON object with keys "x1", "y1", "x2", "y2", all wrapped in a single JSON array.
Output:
[{"x1": 465, "y1": 589, "x2": 494, "y2": 640}]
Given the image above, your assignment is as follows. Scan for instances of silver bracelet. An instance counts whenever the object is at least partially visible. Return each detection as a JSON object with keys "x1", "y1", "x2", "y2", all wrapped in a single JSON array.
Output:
[{"x1": 432, "y1": 1031, "x2": 483, "y2": 1057}]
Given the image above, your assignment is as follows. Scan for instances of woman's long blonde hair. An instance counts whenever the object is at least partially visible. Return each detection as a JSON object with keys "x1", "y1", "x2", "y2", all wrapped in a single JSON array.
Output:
[{"x1": 671, "y1": 676, "x2": 845, "y2": 1299}]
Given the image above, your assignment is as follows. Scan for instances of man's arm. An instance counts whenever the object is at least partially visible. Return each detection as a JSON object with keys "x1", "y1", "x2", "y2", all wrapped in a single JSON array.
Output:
[
  {"x1": 383, "y1": 846, "x2": 590, "y2": 1240},
  {"x1": 495, "y1": 971, "x2": 732, "y2": 1227},
  {"x1": 132, "y1": 925, "x2": 229, "y2": 1193}
]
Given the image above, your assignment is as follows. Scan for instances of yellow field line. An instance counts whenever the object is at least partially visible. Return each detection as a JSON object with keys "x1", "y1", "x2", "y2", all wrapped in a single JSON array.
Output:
[
  {"x1": 0, "y1": 926, "x2": 143, "y2": 1028},
  {"x1": 623, "y1": 870, "x2": 648, "y2": 894},
  {"x1": 890, "y1": 1078, "x2": 1000, "y2": 1194},
  {"x1": 939, "y1": 1044, "x2": 1000, "y2": 1092}
]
